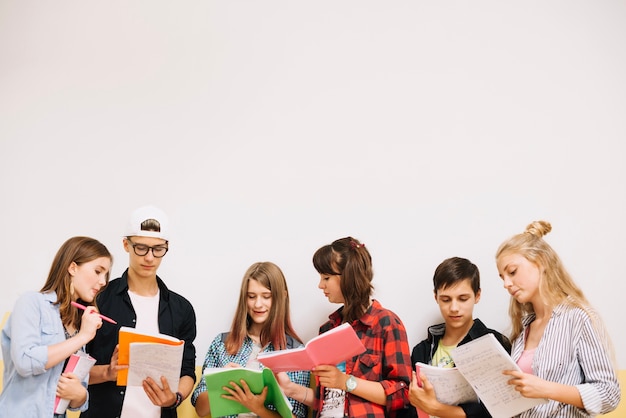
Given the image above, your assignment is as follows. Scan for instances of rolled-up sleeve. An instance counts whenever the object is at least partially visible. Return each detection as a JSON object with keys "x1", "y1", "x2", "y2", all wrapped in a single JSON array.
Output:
[
  {"x1": 575, "y1": 315, "x2": 621, "y2": 415},
  {"x1": 9, "y1": 292, "x2": 62, "y2": 377},
  {"x1": 380, "y1": 318, "x2": 411, "y2": 414}
]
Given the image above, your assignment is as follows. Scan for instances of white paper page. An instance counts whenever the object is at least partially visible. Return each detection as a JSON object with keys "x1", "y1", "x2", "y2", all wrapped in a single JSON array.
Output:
[
  {"x1": 451, "y1": 334, "x2": 547, "y2": 417},
  {"x1": 415, "y1": 362, "x2": 478, "y2": 405},
  {"x1": 120, "y1": 386, "x2": 160, "y2": 418},
  {"x1": 126, "y1": 342, "x2": 184, "y2": 390}
]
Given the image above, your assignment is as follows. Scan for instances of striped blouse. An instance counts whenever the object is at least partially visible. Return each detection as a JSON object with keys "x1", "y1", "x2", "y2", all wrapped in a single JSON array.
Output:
[{"x1": 511, "y1": 302, "x2": 621, "y2": 417}]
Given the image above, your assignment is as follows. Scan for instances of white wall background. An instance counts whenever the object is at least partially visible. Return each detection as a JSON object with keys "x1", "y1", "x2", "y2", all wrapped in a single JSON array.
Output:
[{"x1": 1, "y1": 1, "x2": 625, "y2": 368}]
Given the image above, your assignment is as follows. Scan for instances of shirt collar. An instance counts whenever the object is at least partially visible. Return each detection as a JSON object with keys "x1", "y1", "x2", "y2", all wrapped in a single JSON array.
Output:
[
  {"x1": 329, "y1": 299, "x2": 381, "y2": 327},
  {"x1": 358, "y1": 299, "x2": 381, "y2": 327},
  {"x1": 42, "y1": 291, "x2": 57, "y2": 303},
  {"x1": 522, "y1": 298, "x2": 572, "y2": 326},
  {"x1": 116, "y1": 268, "x2": 169, "y2": 299}
]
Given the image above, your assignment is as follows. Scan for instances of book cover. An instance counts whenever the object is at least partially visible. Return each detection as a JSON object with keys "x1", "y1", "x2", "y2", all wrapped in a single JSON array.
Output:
[
  {"x1": 413, "y1": 364, "x2": 430, "y2": 418},
  {"x1": 203, "y1": 367, "x2": 293, "y2": 418},
  {"x1": 54, "y1": 351, "x2": 97, "y2": 414},
  {"x1": 117, "y1": 326, "x2": 184, "y2": 387},
  {"x1": 257, "y1": 323, "x2": 366, "y2": 372},
  {"x1": 451, "y1": 333, "x2": 547, "y2": 417}
]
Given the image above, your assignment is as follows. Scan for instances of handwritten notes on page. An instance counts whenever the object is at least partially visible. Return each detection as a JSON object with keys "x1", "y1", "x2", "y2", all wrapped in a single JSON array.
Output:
[
  {"x1": 117, "y1": 326, "x2": 184, "y2": 388},
  {"x1": 451, "y1": 333, "x2": 547, "y2": 417},
  {"x1": 127, "y1": 342, "x2": 184, "y2": 390},
  {"x1": 415, "y1": 362, "x2": 478, "y2": 406}
]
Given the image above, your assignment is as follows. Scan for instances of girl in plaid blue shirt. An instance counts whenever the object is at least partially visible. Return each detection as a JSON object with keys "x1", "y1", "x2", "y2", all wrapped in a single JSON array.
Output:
[{"x1": 191, "y1": 262, "x2": 310, "y2": 418}]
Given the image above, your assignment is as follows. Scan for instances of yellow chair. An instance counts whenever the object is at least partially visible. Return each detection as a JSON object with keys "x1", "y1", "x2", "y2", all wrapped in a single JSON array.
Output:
[{"x1": 0, "y1": 311, "x2": 7, "y2": 390}]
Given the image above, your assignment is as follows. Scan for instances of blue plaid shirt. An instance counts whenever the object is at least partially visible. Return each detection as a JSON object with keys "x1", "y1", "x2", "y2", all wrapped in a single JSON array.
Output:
[{"x1": 192, "y1": 333, "x2": 310, "y2": 417}]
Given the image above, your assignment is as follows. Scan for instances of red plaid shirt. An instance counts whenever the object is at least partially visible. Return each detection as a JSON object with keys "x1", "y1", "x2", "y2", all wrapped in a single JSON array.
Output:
[{"x1": 313, "y1": 299, "x2": 412, "y2": 418}]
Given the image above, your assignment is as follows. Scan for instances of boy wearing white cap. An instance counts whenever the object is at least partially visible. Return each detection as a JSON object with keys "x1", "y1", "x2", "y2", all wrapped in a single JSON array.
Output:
[{"x1": 81, "y1": 205, "x2": 197, "y2": 418}]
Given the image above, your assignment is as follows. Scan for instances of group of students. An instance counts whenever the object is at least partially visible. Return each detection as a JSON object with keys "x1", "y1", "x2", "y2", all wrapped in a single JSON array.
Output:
[{"x1": 0, "y1": 205, "x2": 621, "y2": 418}]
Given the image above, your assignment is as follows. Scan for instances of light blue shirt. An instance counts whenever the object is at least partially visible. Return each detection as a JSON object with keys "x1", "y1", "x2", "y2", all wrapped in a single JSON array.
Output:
[{"x1": 0, "y1": 291, "x2": 89, "y2": 417}]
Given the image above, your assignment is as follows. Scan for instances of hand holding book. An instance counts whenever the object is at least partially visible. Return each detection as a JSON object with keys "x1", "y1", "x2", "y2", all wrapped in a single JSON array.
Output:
[
  {"x1": 411, "y1": 364, "x2": 430, "y2": 418},
  {"x1": 257, "y1": 323, "x2": 365, "y2": 372},
  {"x1": 416, "y1": 334, "x2": 547, "y2": 417},
  {"x1": 117, "y1": 326, "x2": 184, "y2": 388},
  {"x1": 54, "y1": 352, "x2": 97, "y2": 414},
  {"x1": 203, "y1": 367, "x2": 293, "y2": 418}
]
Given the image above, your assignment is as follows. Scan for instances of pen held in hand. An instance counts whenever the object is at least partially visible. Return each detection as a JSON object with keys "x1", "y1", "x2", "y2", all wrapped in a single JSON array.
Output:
[{"x1": 71, "y1": 301, "x2": 117, "y2": 324}]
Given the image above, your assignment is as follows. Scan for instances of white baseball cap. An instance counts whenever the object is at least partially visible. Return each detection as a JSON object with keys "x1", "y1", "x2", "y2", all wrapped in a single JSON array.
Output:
[{"x1": 125, "y1": 205, "x2": 170, "y2": 241}]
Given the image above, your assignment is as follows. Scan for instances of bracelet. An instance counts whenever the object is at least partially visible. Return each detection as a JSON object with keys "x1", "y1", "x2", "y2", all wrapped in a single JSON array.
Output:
[
  {"x1": 167, "y1": 392, "x2": 183, "y2": 409},
  {"x1": 303, "y1": 388, "x2": 308, "y2": 404}
]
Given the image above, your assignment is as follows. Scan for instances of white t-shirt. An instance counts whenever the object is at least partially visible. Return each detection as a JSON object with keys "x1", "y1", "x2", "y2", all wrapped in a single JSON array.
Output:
[
  {"x1": 320, "y1": 388, "x2": 346, "y2": 418},
  {"x1": 121, "y1": 290, "x2": 161, "y2": 418},
  {"x1": 128, "y1": 289, "x2": 160, "y2": 333}
]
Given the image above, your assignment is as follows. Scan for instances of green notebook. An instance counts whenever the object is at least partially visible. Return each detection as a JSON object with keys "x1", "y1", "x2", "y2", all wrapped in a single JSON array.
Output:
[{"x1": 203, "y1": 367, "x2": 293, "y2": 418}]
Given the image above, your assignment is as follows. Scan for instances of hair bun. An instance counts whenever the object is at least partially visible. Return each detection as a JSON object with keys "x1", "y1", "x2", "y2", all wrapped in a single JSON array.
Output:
[{"x1": 525, "y1": 220, "x2": 552, "y2": 238}]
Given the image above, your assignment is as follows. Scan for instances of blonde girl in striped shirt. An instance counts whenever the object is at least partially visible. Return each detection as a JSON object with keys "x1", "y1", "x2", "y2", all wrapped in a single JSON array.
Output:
[{"x1": 496, "y1": 220, "x2": 620, "y2": 417}]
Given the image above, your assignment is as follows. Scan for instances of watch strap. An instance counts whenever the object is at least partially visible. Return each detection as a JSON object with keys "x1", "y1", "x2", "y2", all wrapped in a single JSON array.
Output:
[
  {"x1": 166, "y1": 391, "x2": 183, "y2": 409},
  {"x1": 345, "y1": 375, "x2": 357, "y2": 393}
]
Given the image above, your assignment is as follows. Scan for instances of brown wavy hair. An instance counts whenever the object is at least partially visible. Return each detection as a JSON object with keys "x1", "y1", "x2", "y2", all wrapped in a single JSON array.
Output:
[
  {"x1": 313, "y1": 236, "x2": 373, "y2": 324},
  {"x1": 40, "y1": 236, "x2": 112, "y2": 330}
]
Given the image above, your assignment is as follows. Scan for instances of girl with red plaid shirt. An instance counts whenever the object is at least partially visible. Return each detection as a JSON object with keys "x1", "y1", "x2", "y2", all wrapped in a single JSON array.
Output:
[{"x1": 280, "y1": 237, "x2": 412, "y2": 418}]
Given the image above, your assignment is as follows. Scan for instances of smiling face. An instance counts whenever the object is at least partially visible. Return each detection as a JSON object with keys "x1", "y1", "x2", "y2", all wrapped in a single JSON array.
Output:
[
  {"x1": 68, "y1": 257, "x2": 111, "y2": 303},
  {"x1": 246, "y1": 279, "x2": 272, "y2": 333},
  {"x1": 497, "y1": 252, "x2": 542, "y2": 305},
  {"x1": 435, "y1": 279, "x2": 480, "y2": 332}
]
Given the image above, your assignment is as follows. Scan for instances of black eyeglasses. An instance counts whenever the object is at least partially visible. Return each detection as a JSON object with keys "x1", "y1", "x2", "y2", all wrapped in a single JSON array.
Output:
[{"x1": 126, "y1": 238, "x2": 168, "y2": 258}]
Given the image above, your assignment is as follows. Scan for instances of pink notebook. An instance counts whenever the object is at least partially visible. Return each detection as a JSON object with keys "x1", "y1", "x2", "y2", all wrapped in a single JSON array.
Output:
[
  {"x1": 54, "y1": 352, "x2": 96, "y2": 413},
  {"x1": 257, "y1": 323, "x2": 366, "y2": 372}
]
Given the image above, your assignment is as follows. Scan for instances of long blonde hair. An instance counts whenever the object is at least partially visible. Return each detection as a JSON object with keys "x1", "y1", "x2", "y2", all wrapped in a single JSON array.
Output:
[{"x1": 495, "y1": 221, "x2": 589, "y2": 340}]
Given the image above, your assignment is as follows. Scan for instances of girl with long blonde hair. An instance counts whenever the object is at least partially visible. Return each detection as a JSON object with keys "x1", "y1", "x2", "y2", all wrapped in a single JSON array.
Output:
[{"x1": 496, "y1": 221, "x2": 620, "y2": 417}]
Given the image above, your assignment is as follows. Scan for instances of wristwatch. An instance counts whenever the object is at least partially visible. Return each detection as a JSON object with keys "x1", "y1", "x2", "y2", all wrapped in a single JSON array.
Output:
[{"x1": 345, "y1": 375, "x2": 358, "y2": 393}]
